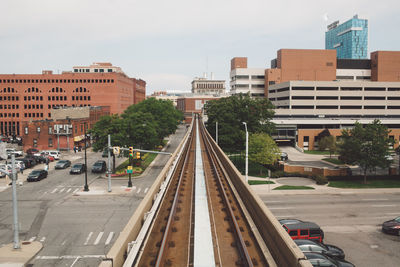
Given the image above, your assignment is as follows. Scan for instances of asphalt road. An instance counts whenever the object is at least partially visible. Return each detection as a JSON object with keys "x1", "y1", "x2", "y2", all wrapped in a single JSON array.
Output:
[
  {"x1": 0, "y1": 125, "x2": 187, "y2": 266},
  {"x1": 260, "y1": 192, "x2": 400, "y2": 267}
]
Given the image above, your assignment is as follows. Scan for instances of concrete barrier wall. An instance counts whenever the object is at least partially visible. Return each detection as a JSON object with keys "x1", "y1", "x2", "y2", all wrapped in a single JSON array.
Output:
[
  {"x1": 99, "y1": 124, "x2": 193, "y2": 267},
  {"x1": 284, "y1": 164, "x2": 348, "y2": 176},
  {"x1": 203, "y1": 129, "x2": 312, "y2": 267}
]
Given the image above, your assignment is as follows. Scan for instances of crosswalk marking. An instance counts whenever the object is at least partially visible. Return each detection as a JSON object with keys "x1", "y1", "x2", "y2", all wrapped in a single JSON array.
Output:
[
  {"x1": 137, "y1": 188, "x2": 141, "y2": 194},
  {"x1": 73, "y1": 188, "x2": 79, "y2": 194},
  {"x1": 144, "y1": 188, "x2": 149, "y2": 194},
  {"x1": 59, "y1": 188, "x2": 65, "y2": 193},
  {"x1": 94, "y1": 232, "x2": 104, "y2": 245},
  {"x1": 51, "y1": 188, "x2": 58, "y2": 193},
  {"x1": 66, "y1": 188, "x2": 71, "y2": 193},
  {"x1": 84, "y1": 232, "x2": 93, "y2": 246},
  {"x1": 105, "y1": 232, "x2": 114, "y2": 245},
  {"x1": 29, "y1": 236, "x2": 36, "y2": 242},
  {"x1": 40, "y1": 237, "x2": 46, "y2": 242}
]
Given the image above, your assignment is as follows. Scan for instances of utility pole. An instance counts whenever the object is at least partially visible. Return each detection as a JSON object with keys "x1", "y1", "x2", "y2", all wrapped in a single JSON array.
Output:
[
  {"x1": 242, "y1": 122, "x2": 248, "y2": 183},
  {"x1": 107, "y1": 135, "x2": 112, "y2": 192},
  {"x1": 83, "y1": 124, "x2": 89, "y2": 192},
  {"x1": 216, "y1": 121, "x2": 218, "y2": 145},
  {"x1": 11, "y1": 154, "x2": 20, "y2": 249}
]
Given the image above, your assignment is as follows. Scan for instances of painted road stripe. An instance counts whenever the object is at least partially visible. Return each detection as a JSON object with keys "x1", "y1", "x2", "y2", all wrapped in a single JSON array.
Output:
[
  {"x1": 36, "y1": 255, "x2": 105, "y2": 260},
  {"x1": 59, "y1": 188, "x2": 65, "y2": 193},
  {"x1": 372, "y1": 204, "x2": 396, "y2": 207},
  {"x1": 84, "y1": 232, "x2": 93, "y2": 245},
  {"x1": 66, "y1": 188, "x2": 71, "y2": 193},
  {"x1": 93, "y1": 232, "x2": 104, "y2": 245},
  {"x1": 29, "y1": 236, "x2": 36, "y2": 242},
  {"x1": 105, "y1": 232, "x2": 114, "y2": 245},
  {"x1": 73, "y1": 188, "x2": 79, "y2": 194},
  {"x1": 40, "y1": 237, "x2": 46, "y2": 242},
  {"x1": 136, "y1": 188, "x2": 141, "y2": 194},
  {"x1": 51, "y1": 188, "x2": 58, "y2": 193},
  {"x1": 362, "y1": 199, "x2": 388, "y2": 201},
  {"x1": 144, "y1": 188, "x2": 149, "y2": 194},
  {"x1": 70, "y1": 256, "x2": 80, "y2": 267}
]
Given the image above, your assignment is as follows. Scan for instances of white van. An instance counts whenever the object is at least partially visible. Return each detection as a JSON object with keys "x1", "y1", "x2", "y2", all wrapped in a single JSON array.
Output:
[{"x1": 43, "y1": 150, "x2": 61, "y2": 160}]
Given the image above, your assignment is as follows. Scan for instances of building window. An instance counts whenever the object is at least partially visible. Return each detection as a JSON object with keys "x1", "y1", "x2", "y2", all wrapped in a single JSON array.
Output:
[
  {"x1": 25, "y1": 127, "x2": 28, "y2": 135},
  {"x1": 33, "y1": 139, "x2": 37, "y2": 147},
  {"x1": 48, "y1": 126, "x2": 52, "y2": 134},
  {"x1": 48, "y1": 138, "x2": 53, "y2": 147}
]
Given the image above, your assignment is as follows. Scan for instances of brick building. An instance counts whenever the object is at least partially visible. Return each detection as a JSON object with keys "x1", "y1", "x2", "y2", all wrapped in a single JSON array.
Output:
[
  {"x1": 21, "y1": 106, "x2": 110, "y2": 151},
  {"x1": 0, "y1": 63, "x2": 145, "y2": 137},
  {"x1": 177, "y1": 95, "x2": 223, "y2": 123}
]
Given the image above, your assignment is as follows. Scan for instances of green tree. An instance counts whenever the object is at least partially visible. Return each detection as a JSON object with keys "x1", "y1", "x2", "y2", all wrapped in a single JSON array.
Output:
[
  {"x1": 89, "y1": 114, "x2": 126, "y2": 152},
  {"x1": 123, "y1": 98, "x2": 183, "y2": 143},
  {"x1": 204, "y1": 93, "x2": 275, "y2": 152},
  {"x1": 319, "y1": 135, "x2": 336, "y2": 158},
  {"x1": 339, "y1": 120, "x2": 392, "y2": 183},
  {"x1": 249, "y1": 133, "x2": 280, "y2": 169}
]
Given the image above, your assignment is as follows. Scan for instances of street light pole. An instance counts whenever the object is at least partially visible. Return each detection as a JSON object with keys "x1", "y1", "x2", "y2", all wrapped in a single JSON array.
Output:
[
  {"x1": 128, "y1": 156, "x2": 132, "y2": 187},
  {"x1": 242, "y1": 122, "x2": 248, "y2": 183},
  {"x1": 11, "y1": 153, "x2": 20, "y2": 249},
  {"x1": 83, "y1": 123, "x2": 89, "y2": 192}
]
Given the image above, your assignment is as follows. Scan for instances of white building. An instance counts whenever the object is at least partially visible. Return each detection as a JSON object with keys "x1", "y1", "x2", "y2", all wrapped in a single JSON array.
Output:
[
  {"x1": 191, "y1": 75, "x2": 225, "y2": 95},
  {"x1": 73, "y1": 63, "x2": 124, "y2": 74},
  {"x1": 230, "y1": 57, "x2": 265, "y2": 98}
]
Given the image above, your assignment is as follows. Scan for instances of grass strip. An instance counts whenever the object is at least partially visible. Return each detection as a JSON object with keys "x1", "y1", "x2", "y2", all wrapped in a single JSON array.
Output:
[
  {"x1": 273, "y1": 185, "x2": 314, "y2": 190},
  {"x1": 248, "y1": 180, "x2": 275, "y2": 185},
  {"x1": 328, "y1": 179, "x2": 400, "y2": 188}
]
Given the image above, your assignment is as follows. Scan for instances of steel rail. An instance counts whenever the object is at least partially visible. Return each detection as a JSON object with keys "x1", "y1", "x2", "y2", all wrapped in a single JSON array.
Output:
[
  {"x1": 155, "y1": 121, "x2": 196, "y2": 267},
  {"x1": 199, "y1": 119, "x2": 254, "y2": 267}
]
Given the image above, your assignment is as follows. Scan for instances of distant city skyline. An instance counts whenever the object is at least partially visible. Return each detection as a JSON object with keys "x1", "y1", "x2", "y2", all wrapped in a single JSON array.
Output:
[{"x1": 1, "y1": 0, "x2": 399, "y2": 95}]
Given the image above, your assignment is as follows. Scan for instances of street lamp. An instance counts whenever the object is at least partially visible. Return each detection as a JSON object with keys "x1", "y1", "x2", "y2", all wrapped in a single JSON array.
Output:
[
  {"x1": 216, "y1": 121, "x2": 218, "y2": 145},
  {"x1": 242, "y1": 122, "x2": 248, "y2": 183},
  {"x1": 83, "y1": 122, "x2": 89, "y2": 192}
]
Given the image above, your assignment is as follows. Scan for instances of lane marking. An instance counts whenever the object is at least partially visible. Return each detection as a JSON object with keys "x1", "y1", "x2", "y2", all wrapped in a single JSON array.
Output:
[
  {"x1": 84, "y1": 232, "x2": 93, "y2": 245},
  {"x1": 40, "y1": 237, "x2": 46, "y2": 242},
  {"x1": 36, "y1": 255, "x2": 105, "y2": 260},
  {"x1": 144, "y1": 188, "x2": 149, "y2": 194},
  {"x1": 372, "y1": 204, "x2": 396, "y2": 207},
  {"x1": 70, "y1": 256, "x2": 80, "y2": 267},
  {"x1": 93, "y1": 232, "x2": 104, "y2": 245},
  {"x1": 136, "y1": 188, "x2": 141, "y2": 194},
  {"x1": 51, "y1": 188, "x2": 58, "y2": 193},
  {"x1": 59, "y1": 188, "x2": 65, "y2": 193},
  {"x1": 61, "y1": 239, "x2": 67, "y2": 246},
  {"x1": 66, "y1": 188, "x2": 72, "y2": 193},
  {"x1": 105, "y1": 232, "x2": 114, "y2": 245},
  {"x1": 73, "y1": 188, "x2": 79, "y2": 194},
  {"x1": 362, "y1": 199, "x2": 388, "y2": 201},
  {"x1": 29, "y1": 236, "x2": 36, "y2": 242}
]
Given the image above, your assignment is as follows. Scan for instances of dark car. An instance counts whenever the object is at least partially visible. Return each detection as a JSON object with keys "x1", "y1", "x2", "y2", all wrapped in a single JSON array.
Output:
[
  {"x1": 55, "y1": 160, "x2": 71, "y2": 169},
  {"x1": 382, "y1": 216, "x2": 400, "y2": 235},
  {"x1": 304, "y1": 252, "x2": 354, "y2": 267},
  {"x1": 279, "y1": 218, "x2": 304, "y2": 225},
  {"x1": 92, "y1": 160, "x2": 106, "y2": 173},
  {"x1": 70, "y1": 163, "x2": 86, "y2": 174},
  {"x1": 29, "y1": 155, "x2": 47, "y2": 164},
  {"x1": 26, "y1": 148, "x2": 40, "y2": 156},
  {"x1": 280, "y1": 152, "x2": 288, "y2": 161},
  {"x1": 294, "y1": 239, "x2": 345, "y2": 260},
  {"x1": 21, "y1": 157, "x2": 37, "y2": 168},
  {"x1": 27, "y1": 169, "x2": 48, "y2": 182}
]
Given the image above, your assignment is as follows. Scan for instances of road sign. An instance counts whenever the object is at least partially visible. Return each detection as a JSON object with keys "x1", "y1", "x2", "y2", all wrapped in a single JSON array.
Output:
[
  {"x1": 127, "y1": 166, "x2": 133, "y2": 174},
  {"x1": 113, "y1": 146, "x2": 120, "y2": 155}
]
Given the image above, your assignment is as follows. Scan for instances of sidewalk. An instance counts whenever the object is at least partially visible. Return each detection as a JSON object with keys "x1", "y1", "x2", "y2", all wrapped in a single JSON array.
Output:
[
  {"x1": 248, "y1": 175, "x2": 400, "y2": 195},
  {"x1": 0, "y1": 241, "x2": 42, "y2": 267}
]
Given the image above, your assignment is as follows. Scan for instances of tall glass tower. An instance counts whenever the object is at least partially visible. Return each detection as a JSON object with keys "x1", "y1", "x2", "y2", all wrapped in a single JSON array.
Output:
[{"x1": 325, "y1": 15, "x2": 368, "y2": 59}]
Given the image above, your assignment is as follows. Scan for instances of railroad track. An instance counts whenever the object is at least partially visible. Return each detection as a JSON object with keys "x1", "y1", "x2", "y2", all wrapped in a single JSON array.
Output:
[{"x1": 134, "y1": 116, "x2": 268, "y2": 267}]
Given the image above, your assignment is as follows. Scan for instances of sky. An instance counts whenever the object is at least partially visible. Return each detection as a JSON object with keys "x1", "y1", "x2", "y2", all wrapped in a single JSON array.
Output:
[{"x1": 1, "y1": 0, "x2": 399, "y2": 95}]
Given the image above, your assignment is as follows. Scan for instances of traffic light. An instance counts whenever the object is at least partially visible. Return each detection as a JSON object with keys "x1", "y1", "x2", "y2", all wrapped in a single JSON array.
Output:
[
  {"x1": 129, "y1": 147, "x2": 133, "y2": 157},
  {"x1": 136, "y1": 152, "x2": 140, "y2": 159}
]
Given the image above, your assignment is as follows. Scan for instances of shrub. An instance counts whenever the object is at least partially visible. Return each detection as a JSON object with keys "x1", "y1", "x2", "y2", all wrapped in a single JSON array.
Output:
[{"x1": 313, "y1": 174, "x2": 328, "y2": 185}]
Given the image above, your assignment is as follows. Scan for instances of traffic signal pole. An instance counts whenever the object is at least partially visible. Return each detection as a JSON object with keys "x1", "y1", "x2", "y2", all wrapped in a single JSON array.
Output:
[
  {"x1": 107, "y1": 134, "x2": 112, "y2": 193},
  {"x1": 128, "y1": 156, "x2": 133, "y2": 187}
]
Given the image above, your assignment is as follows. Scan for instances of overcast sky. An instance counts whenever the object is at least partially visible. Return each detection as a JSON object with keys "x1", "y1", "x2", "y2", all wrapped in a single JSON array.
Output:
[{"x1": 1, "y1": 0, "x2": 399, "y2": 95}]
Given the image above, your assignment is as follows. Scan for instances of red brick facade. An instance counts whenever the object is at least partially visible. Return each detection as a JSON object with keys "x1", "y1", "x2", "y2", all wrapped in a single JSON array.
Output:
[{"x1": 0, "y1": 69, "x2": 145, "y2": 136}]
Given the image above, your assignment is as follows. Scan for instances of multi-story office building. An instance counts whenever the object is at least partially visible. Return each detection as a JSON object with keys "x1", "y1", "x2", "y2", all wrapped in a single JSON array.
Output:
[
  {"x1": 230, "y1": 57, "x2": 265, "y2": 98},
  {"x1": 0, "y1": 63, "x2": 146, "y2": 137},
  {"x1": 191, "y1": 76, "x2": 225, "y2": 95},
  {"x1": 325, "y1": 15, "x2": 368, "y2": 59}
]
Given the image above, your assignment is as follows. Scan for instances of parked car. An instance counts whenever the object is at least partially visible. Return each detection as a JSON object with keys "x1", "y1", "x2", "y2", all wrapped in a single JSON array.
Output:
[
  {"x1": 279, "y1": 218, "x2": 304, "y2": 225},
  {"x1": 42, "y1": 150, "x2": 60, "y2": 160},
  {"x1": 280, "y1": 152, "x2": 288, "y2": 161},
  {"x1": 70, "y1": 163, "x2": 86, "y2": 174},
  {"x1": 27, "y1": 154, "x2": 46, "y2": 164},
  {"x1": 55, "y1": 160, "x2": 71, "y2": 169},
  {"x1": 0, "y1": 164, "x2": 20, "y2": 174},
  {"x1": 6, "y1": 148, "x2": 23, "y2": 158},
  {"x1": 294, "y1": 239, "x2": 345, "y2": 260},
  {"x1": 91, "y1": 160, "x2": 106, "y2": 173},
  {"x1": 41, "y1": 153, "x2": 55, "y2": 162},
  {"x1": 282, "y1": 221, "x2": 324, "y2": 243},
  {"x1": 26, "y1": 148, "x2": 41, "y2": 156},
  {"x1": 382, "y1": 216, "x2": 400, "y2": 235},
  {"x1": 27, "y1": 169, "x2": 48, "y2": 182},
  {"x1": 14, "y1": 160, "x2": 26, "y2": 172},
  {"x1": 304, "y1": 252, "x2": 354, "y2": 267},
  {"x1": 19, "y1": 157, "x2": 36, "y2": 168}
]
